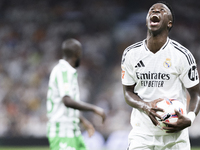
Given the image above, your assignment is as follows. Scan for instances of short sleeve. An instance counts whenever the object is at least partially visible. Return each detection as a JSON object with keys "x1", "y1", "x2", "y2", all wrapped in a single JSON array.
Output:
[
  {"x1": 121, "y1": 51, "x2": 135, "y2": 85},
  {"x1": 179, "y1": 52, "x2": 199, "y2": 88},
  {"x1": 56, "y1": 69, "x2": 71, "y2": 98},
  {"x1": 48, "y1": 66, "x2": 70, "y2": 103}
]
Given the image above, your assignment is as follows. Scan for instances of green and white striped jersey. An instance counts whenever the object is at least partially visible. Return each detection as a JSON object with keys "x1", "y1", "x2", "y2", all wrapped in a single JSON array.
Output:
[{"x1": 47, "y1": 59, "x2": 81, "y2": 138}]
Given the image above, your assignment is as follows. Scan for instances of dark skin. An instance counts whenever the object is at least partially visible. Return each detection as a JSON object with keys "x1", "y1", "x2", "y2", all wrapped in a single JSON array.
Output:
[
  {"x1": 63, "y1": 95, "x2": 106, "y2": 123},
  {"x1": 123, "y1": 3, "x2": 200, "y2": 133},
  {"x1": 61, "y1": 39, "x2": 106, "y2": 136},
  {"x1": 123, "y1": 85, "x2": 164, "y2": 126},
  {"x1": 62, "y1": 39, "x2": 82, "y2": 68},
  {"x1": 145, "y1": 3, "x2": 173, "y2": 53},
  {"x1": 163, "y1": 85, "x2": 200, "y2": 133},
  {"x1": 79, "y1": 115, "x2": 95, "y2": 137}
]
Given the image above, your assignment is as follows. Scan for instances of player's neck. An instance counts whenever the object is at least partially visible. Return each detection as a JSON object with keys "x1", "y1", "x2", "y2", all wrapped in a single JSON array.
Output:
[
  {"x1": 63, "y1": 57, "x2": 76, "y2": 68},
  {"x1": 146, "y1": 32, "x2": 168, "y2": 53}
]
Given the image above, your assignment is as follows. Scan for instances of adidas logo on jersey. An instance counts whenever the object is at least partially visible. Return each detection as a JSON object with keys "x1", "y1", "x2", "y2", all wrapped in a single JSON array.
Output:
[{"x1": 135, "y1": 60, "x2": 145, "y2": 68}]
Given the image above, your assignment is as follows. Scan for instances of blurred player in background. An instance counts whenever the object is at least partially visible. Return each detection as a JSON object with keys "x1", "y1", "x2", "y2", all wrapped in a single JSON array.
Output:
[
  {"x1": 46, "y1": 39, "x2": 106, "y2": 150},
  {"x1": 121, "y1": 2, "x2": 200, "y2": 150}
]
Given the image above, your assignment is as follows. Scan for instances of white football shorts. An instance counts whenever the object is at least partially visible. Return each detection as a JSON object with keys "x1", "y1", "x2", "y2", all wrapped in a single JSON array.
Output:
[{"x1": 127, "y1": 129, "x2": 190, "y2": 150}]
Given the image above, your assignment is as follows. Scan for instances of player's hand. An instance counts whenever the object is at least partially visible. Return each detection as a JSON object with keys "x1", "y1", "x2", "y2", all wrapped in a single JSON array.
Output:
[
  {"x1": 143, "y1": 98, "x2": 164, "y2": 126},
  {"x1": 93, "y1": 106, "x2": 106, "y2": 123},
  {"x1": 162, "y1": 109, "x2": 191, "y2": 133},
  {"x1": 85, "y1": 122, "x2": 95, "y2": 137},
  {"x1": 81, "y1": 118, "x2": 95, "y2": 137}
]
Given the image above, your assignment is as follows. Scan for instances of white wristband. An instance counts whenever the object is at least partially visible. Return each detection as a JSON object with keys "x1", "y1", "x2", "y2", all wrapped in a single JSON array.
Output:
[{"x1": 187, "y1": 112, "x2": 196, "y2": 124}]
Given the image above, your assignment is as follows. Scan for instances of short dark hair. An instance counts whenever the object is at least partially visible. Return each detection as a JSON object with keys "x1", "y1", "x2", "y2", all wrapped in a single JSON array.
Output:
[
  {"x1": 157, "y1": 1, "x2": 175, "y2": 31},
  {"x1": 62, "y1": 39, "x2": 81, "y2": 59}
]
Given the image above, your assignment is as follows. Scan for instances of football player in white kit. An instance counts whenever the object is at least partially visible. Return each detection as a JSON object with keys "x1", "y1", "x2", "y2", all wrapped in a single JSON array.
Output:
[
  {"x1": 121, "y1": 2, "x2": 200, "y2": 150},
  {"x1": 47, "y1": 39, "x2": 106, "y2": 150}
]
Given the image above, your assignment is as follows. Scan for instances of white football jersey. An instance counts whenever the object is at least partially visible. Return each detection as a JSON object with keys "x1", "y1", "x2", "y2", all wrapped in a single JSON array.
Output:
[
  {"x1": 47, "y1": 59, "x2": 81, "y2": 138},
  {"x1": 121, "y1": 38, "x2": 199, "y2": 135}
]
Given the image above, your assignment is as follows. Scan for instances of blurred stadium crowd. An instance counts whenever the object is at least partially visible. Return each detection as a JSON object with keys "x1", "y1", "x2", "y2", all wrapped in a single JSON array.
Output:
[{"x1": 0, "y1": 0, "x2": 200, "y2": 149}]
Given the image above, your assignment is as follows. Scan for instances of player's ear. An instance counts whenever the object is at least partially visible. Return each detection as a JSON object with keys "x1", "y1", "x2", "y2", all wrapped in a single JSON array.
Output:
[{"x1": 167, "y1": 21, "x2": 172, "y2": 29}]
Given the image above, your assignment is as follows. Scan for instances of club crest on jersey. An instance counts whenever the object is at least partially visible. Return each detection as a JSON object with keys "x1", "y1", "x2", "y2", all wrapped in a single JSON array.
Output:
[{"x1": 163, "y1": 58, "x2": 171, "y2": 68}]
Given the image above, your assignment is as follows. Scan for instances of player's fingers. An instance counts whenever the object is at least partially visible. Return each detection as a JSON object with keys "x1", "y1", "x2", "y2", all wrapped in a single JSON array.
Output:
[
  {"x1": 162, "y1": 125, "x2": 174, "y2": 130},
  {"x1": 88, "y1": 128, "x2": 95, "y2": 137},
  {"x1": 155, "y1": 98, "x2": 164, "y2": 103},
  {"x1": 102, "y1": 113, "x2": 106, "y2": 123},
  {"x1": 153, "y1": 107, "x2": 164, "y2": 112},
  {"x1": 152, "y1": 98, "x2": 163, "y2": 107},
  {"x1": 164, "y1": 128, "x2": 178, "y2": 133},
  {"x1": 102, "y1": 118, "x2": 105, "y2": 123},
  {"x1": 149, "y1": 115, "x2": 159, "y2": 126},
  {"x1": 151, "y1": 110, "x2": 162, "y2": 120},
  {"x1": 174, "y1": 109, "x2": 181, "y2": 117},
  {"x1": 162, "y1": 121, "x2": 176, "y2": 127},
  {"x1": 165, "y1": 130, "x2": 175, "y2": 133}
]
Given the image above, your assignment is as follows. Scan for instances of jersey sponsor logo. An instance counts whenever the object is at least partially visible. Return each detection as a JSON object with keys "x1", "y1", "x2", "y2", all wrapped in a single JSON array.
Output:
[
  {"x1": 163, "y1": 58, "x2": 171, "y2": 68},
  {"x1": 135, "y1": 60, "x2": 145, "y2": 68},
  {"x1": 136, "y1": 71, "x2": 170, "y2": 87},
  {"x1": 188, "y1": 65, "x2": 199, "y2": 81},
  {"x1": 136, "y1": 71, "x2": 170, "y2": 80},
  {"x1": 140, "y1": 80, "x2": 165, "y2": 87}
]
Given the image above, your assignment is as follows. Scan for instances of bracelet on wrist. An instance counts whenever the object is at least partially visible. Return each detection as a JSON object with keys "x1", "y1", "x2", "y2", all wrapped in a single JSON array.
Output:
[{"x1": 187, "y1": 111, "x2": 196, "y2": 124}]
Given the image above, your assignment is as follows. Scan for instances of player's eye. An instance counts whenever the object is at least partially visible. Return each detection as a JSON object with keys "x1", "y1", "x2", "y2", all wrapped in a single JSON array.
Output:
[
  {"x1": 160, "y1": 9, "x2": 165, "y2": 12},
  {"x1": 149, "y1": 7, "x2": 154, "y2": 11}
]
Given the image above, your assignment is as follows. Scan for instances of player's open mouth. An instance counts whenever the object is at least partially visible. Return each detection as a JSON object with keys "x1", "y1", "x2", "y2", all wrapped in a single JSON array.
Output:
[{"x1": 150, "y1": 15, "x2": 160, "y2": 26}]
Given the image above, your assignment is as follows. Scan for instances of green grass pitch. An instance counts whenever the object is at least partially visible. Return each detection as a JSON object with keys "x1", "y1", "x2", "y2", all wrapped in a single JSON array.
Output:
[{"x1": 192, "y1": 148, "x2": 200, "y2": 150}]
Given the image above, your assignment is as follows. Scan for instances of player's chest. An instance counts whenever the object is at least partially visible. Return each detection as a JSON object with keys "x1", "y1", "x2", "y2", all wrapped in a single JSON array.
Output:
[{"x1": 132, "y1": 51, "x2": 180, "y2": 80}]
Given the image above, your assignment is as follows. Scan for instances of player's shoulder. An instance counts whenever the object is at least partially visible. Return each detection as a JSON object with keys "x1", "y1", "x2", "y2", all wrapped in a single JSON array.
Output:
[
  {"x1": 51, "y1": 60, "x2": 68, "y2": 73},
  {"x1": 121, "y1": 40, "x2": 144, "y2": 63},
  {"x1": 124, "y1": 40, "x2": 144, "y2": 53},
  {"x1": 50, "y1": 62, "x2": 60, "y2": 74},
  {"x1": 169, "y1": 39, "x2": 195, "y2": 65},
  {"x1": 169, "y1": 39, "x2": 190, "y2": 53}
]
